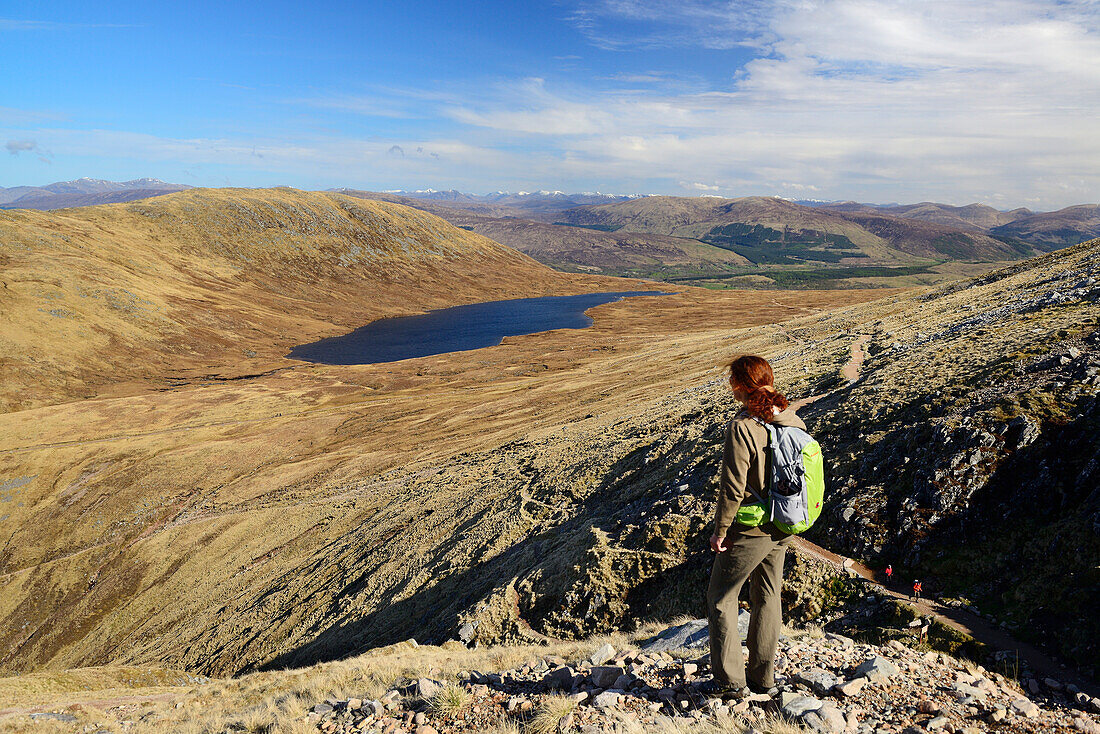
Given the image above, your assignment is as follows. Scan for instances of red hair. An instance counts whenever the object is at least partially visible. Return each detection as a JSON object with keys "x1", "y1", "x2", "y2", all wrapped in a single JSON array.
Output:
[{"x1": 728, "y1": 355, "x2": 789, "y2": 422}]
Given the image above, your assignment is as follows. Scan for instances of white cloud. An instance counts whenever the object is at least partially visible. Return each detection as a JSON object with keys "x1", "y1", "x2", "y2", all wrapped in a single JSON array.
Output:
[
  {"x1": 6, "y1": 139, "x2": 37, "y2": 154},
  {"x1": 8, "y1": 1, "x2": 1099, "y2": 208},
  {"x1": 438, "y1": 0, "x2": 1100, "y2": 207}
]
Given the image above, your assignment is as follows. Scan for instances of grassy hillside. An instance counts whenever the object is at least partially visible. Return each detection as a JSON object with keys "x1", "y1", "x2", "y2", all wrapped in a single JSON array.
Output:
[
  {"x1": 0, "y1": 266, "x2": 881, "y2": 677},
  {"x1": 558, "y1": 196, "x2": 1037, "y2": 265},
  {"x1": 0, "y1": 187, "x2": 626, "y2": 412},
  {"x1": 4, "y1": 188, "x2": 1094, "y2": 685},
  {"x1": 990, "y1": 204, "x2": 1100, "y2": 250}
]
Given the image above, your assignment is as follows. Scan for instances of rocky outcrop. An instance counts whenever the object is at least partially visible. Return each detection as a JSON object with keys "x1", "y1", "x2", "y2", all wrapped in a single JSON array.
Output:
[{"x1": 301, "y1": 624, "x2": 1097, "y2": 734}]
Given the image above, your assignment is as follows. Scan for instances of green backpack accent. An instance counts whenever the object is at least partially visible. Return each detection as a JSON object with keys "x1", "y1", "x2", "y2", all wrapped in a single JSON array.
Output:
[{"x1": 736, "y1": 420, "x2": 825, "y2": 534}]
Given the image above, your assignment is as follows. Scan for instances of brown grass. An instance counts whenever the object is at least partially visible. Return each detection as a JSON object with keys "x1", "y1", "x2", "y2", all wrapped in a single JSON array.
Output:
[{"x1": 0, "y1": 198, "x2": 882, "y2": 678}]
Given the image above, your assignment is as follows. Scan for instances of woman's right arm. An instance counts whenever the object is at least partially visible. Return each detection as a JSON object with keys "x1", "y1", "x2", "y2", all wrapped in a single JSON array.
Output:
[{"x1": 712, "y1": 420, "x2": 754, "y2": 544}]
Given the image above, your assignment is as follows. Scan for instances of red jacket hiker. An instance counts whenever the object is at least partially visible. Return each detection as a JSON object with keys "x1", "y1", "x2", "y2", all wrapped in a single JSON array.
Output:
[
  {"x1": 913, "y1": 580, "x2": 922, "y2": 600},
  {"x1": 885, "y1": 565, "x2": 893, "y2": 583}
]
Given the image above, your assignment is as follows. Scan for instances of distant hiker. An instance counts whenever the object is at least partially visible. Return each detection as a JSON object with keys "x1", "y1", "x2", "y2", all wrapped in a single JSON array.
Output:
[
  {"x1": 913, "y1": 580, "x2": 922, "y2": 601},
  {"x1": 885, "y1": 564, "x2": 893, "y2": 585},
  {"x1": 702, "y1": 355, "x2": 811, "y2": 699}
]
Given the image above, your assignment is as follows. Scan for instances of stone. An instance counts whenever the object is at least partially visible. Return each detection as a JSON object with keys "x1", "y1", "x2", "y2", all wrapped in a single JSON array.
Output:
[
  {"x1": 682, "y1": 663, "x2": 698, "y2": 677},
  {"x1": 313, "y1": 704, "x2": 334, "y2": 715},
  {"x1": 592, "y1": 690, "x2": 622, "y2": 709},
  {"x1": 590, "y1": 665, "x2": 626, "y2": 688},
  {"x1": 927, "y1": 718, "x2": 950, "y2": 731},
  {"x1": 568, "y1": 692, "x2": 589, "y2": 703},
  {"x1": 413, "y1": 712, "x2": 426, "y2": 725},
  {"x1": 416, "y1": 678, "x2": 442, "y2": 699},
  {"x1": 853, "y1": 656, "x2": 900, "y2": 683},
  {"x1": 989, "y1": 708, "x2": 1007, "y2": 722},
  {"x1": 779, "y1": 691, "x2": 802, "y2": 708},
  {"x1": 781, "y1": 695, "x2": 824, "y2": 718},
  {"x1": 824, "y1": 633, "x2": 855, "y2": 647},
  {"x1": 29, "y1": 713, "x2": 78, "y2": 723},
  {"x1": 588, "y1": 643, "x2": 616, "y2": 666},
  {"x1": 917, "y1": 699, "x2": 941, "y2": 715},
  {"x1": 1011, "y1": 698, "x2": 1040, "y2": 718},
  {"x1": 458, "y1": 622, "x2": 477, "y2": 645},
  {"x1": 952, "y1": 682, "x2": 986, "y2": 701},
  {"x1": 347, "y1": 698, "x2": 363, "y2": 710},
  {"x1": 802, "y1": 703, "x2": 846, "y2": 734},
  {"x1": 1075, "y1": 717, "x2": 1100, "y2": 734},
  {"x1": 546, "y1": 666, "x2": 575, "y2": 689},
  {"x1": 1044, "y1": 677, "x2": 1064, "y2": 691},
  {"x1": 834, "y1": 677, "x2": 867, "y2": 697},
  {"x1": 1027, "y1": 678, "x2": 1042, "y2": 694},
  {"x1": 640, "y1": 612, "x2": 750, "y2": 654},
  {"x1": 414, "y1": 727, "x2": 438, "y2": 734},
  {"x1": 612, "y1": 674, "x2": 635, "y2": 690},
  {"x1": 794, "y1": 667, "x2": 842, "y2": 695}
]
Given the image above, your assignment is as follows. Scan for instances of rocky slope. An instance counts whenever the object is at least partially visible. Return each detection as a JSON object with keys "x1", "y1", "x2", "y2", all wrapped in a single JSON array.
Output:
[
  {"x1": 5, "y1": 619, "x2": 1099, "y2": 734},
  {"x1": 0, "y1": 187, "x2": 621, "y2": 411}
]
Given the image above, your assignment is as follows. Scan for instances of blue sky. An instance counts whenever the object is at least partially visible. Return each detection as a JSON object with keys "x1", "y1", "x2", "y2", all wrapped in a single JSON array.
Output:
[{"x1": 3, "y1": 0, "x2": 1099, "y2": 208}]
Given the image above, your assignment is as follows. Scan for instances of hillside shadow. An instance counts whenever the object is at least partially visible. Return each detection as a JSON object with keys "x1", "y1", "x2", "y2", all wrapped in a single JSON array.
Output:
[{"x1": 256, "y1": 432, "x2": 722, "y2": 675}]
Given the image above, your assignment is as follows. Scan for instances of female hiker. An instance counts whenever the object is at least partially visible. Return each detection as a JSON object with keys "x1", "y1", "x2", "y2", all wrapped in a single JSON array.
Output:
[{"x1": 700, "y1": 354, "x2": 804, "y2": 699}]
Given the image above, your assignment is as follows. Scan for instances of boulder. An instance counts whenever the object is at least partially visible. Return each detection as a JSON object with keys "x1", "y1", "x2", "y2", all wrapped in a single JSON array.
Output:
[
  {"x1": 640, "y1": 613, "x2": 749, "y2": 653},
  {"x1": 793, "y1": 667, "x2": 842, "y2": 695},
  {"x1": 802, "y1": 703, "x2": 847, "y2": 734},
  {"x1": 1011, "y1": 698, "x2": 1041, "y2": 718},
  {"x1": 590, "y1": 665, "x2": 626, "y2": 688},
  {"x1": 588, "y1": 643, "x2": 616, "y2": 666},
  {"x1": 781, "y1": 695, "x2": 825, "y2": 718},
  {"x1": 612, "y1": 673, "x2": 635, "y2": 690},
  {"x1": 592, "y1": 690, "x2": 622, "y2": 709},
  {"x1": 415, "y1": 678, "x2": 442, "y2": 699},
  {"x1": 853, "y1": 655, "x2": 900, "y2": 683},
  {"x1": 833, "y1": 677, "x2": 867, "y2": 697}
]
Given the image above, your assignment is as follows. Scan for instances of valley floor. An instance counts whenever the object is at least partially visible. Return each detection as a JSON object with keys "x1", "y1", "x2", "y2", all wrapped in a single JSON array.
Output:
[{"x1": 0, "y1": 286, "x2": 890, "y2": 676}]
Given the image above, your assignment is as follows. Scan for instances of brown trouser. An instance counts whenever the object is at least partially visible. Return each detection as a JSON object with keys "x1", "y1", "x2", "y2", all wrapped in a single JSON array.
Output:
[{"x1": 706, "y1": 526, "x2": 792, "y2": 688}]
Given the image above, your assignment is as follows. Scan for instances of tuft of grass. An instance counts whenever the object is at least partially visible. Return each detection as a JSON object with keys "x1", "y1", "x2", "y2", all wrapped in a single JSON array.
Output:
[
  {"x1": 526, "y1": 694, "x2": 577, "y2": 734},
  {"x1": 428, "y1": 682, "x2": 471, "y2": 717},
  {"x1": 238, "y1": 705, "x2": 276, "y2": 733},
  {"x1": 757, "y1": 711, "x2": 811, "y2": 734}
]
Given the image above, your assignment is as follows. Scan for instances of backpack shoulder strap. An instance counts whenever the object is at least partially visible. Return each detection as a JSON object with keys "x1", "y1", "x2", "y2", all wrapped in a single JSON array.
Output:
[{"x1": 746, "y1": 416, "x2": 781, "y2": 503}]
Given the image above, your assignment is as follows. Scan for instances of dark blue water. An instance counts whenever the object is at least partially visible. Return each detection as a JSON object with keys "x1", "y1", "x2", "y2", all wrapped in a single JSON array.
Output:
[{"x1": 287, "y1": 291, "x2": 668, "y2": 365}]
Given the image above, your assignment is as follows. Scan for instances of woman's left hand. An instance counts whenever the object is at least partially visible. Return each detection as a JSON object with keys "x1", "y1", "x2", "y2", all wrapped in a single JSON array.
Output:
[{"x1": 709, "y1": 534, "x2": 729, "y2": 553}]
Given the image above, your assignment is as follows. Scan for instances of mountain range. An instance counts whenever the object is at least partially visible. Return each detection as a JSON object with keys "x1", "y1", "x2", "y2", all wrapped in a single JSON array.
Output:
[
  {"x1": 6, "y1": 182, "x2": 1099, "y2": 288},
  {"x1": 0, "y1": 178, "x2": 191, "y2": 210},
  {"x1": 334, "y1": 190, "x2": 1100, "y2": 289}
]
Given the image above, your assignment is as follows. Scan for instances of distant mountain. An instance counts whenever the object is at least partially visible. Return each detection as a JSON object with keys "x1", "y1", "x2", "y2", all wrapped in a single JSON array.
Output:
[
  {"x1": 335, "y1": 188, "x2": 645, "y2": 219},
  {"x1": 556, "y1": 195, "x2": 1036, "y2": 264},
  {"x1": 806, "y1": 199, "x2": 1100, "y2": 249},
  {"x1": 989, "y1": 204, "x2": 1100, "y2": 250},
  {"x1": 810, "y1": 201, "x2": 1030, "y2": 232},
  {"x1": 335, "y1": 189, "x2": 748, "y2": 273},
  {"x1": 0, "y1": 177, "x2": 191, "y2": 209}
]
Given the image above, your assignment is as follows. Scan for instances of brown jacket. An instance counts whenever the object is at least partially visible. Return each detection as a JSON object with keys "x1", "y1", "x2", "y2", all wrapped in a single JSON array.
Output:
[{"x1": 713, "y1": 407, "x2": 807, "y2": 538}]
